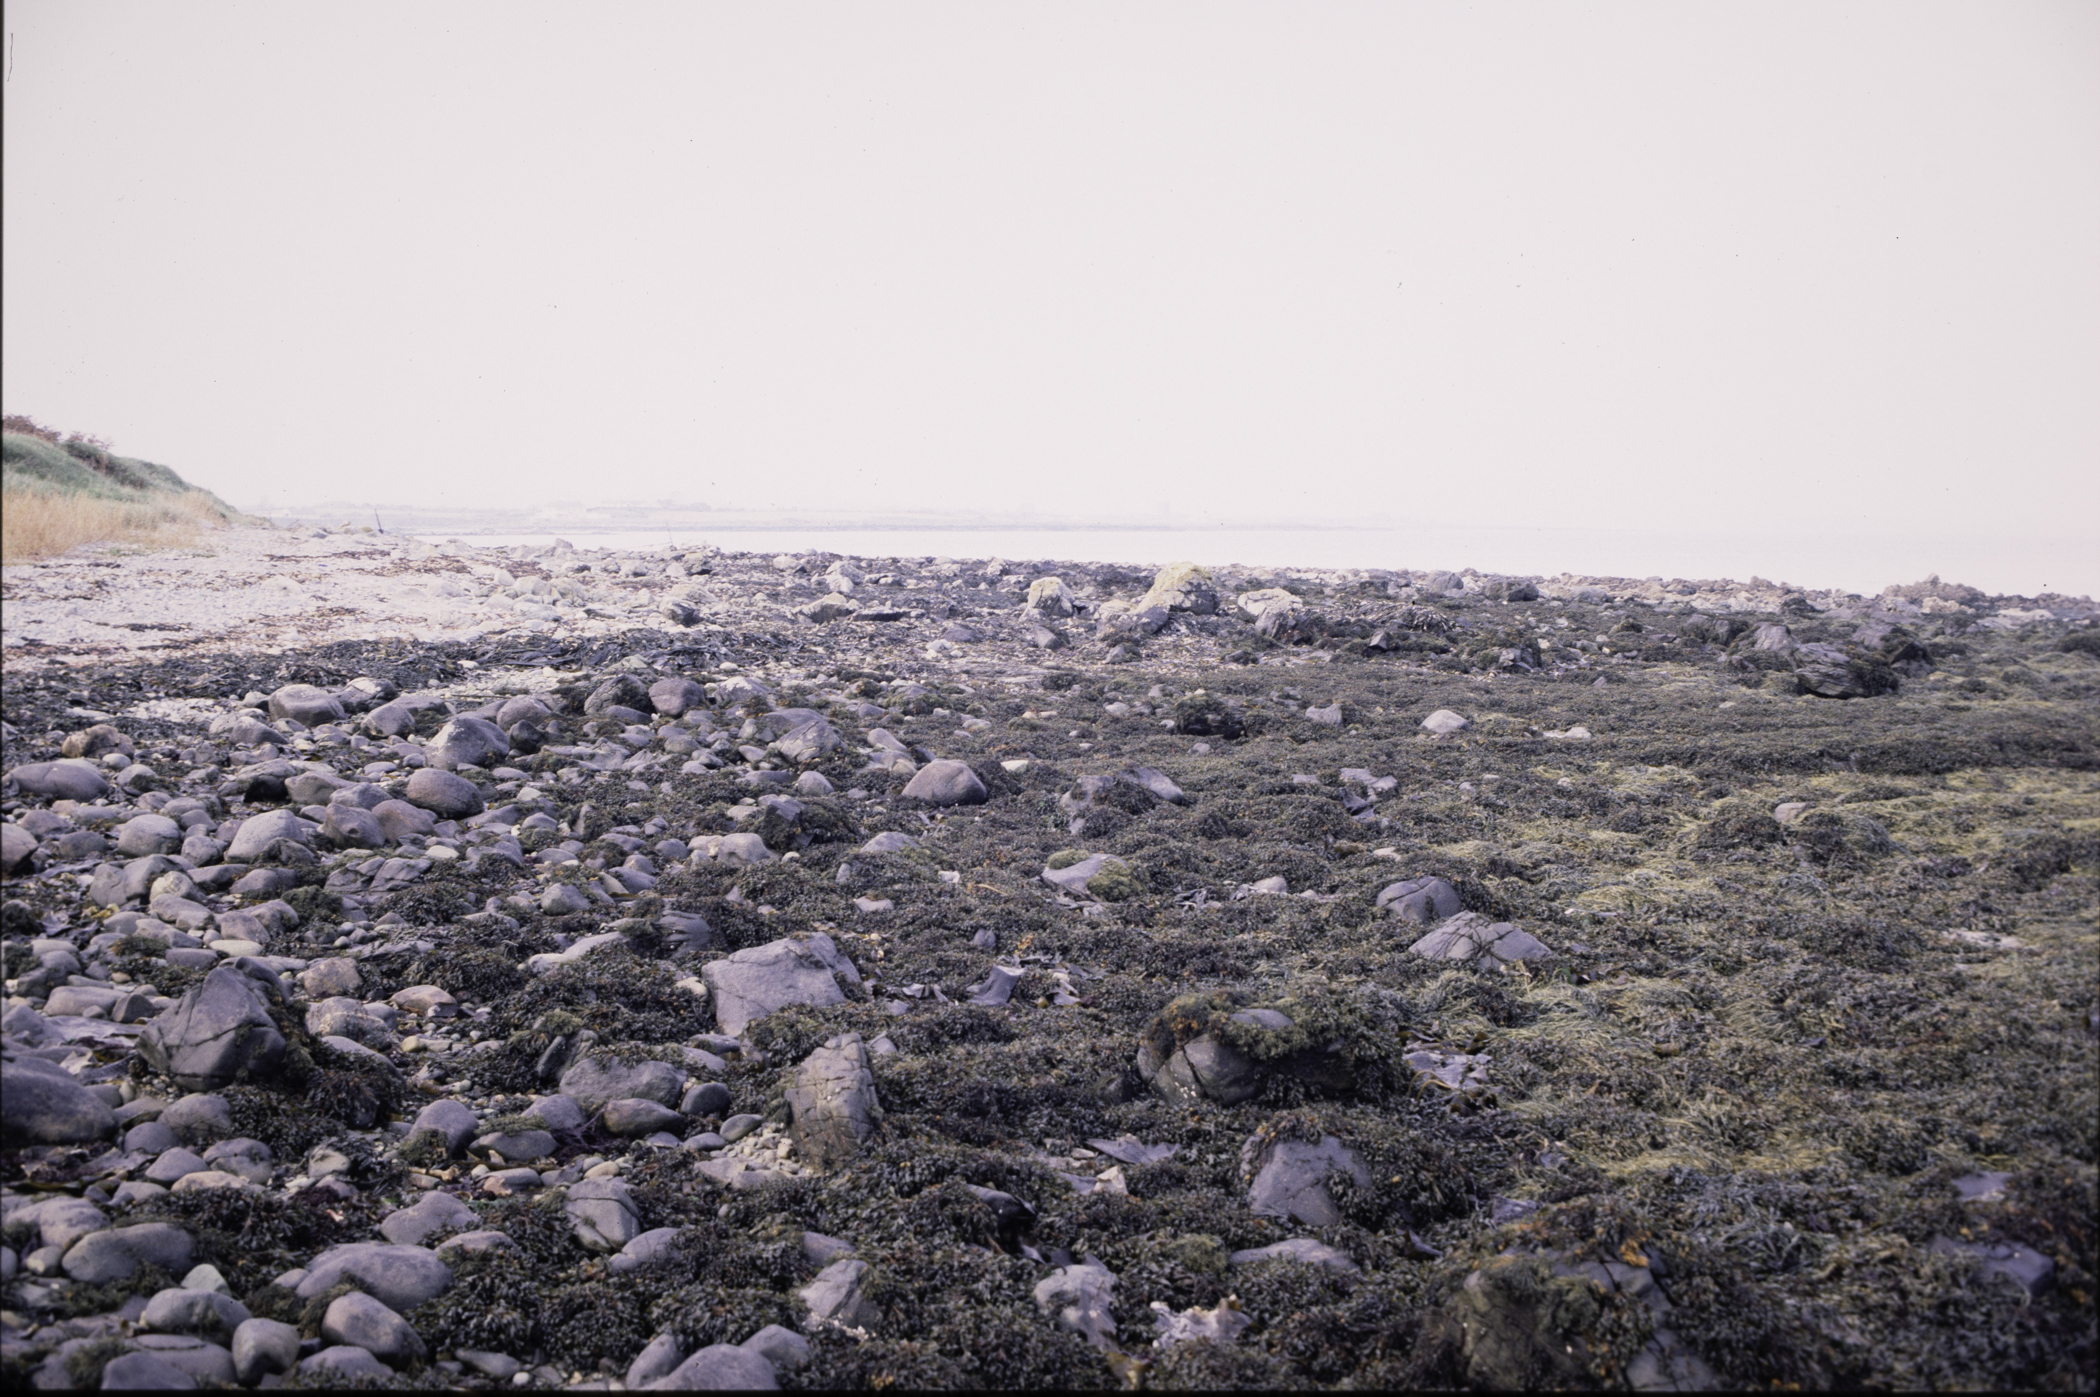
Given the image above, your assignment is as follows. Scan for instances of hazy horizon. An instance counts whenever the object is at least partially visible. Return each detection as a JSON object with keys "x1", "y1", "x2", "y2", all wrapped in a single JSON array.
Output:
[{"x1": 5, "y1": 2, "x2": 2097, "y2": 594}]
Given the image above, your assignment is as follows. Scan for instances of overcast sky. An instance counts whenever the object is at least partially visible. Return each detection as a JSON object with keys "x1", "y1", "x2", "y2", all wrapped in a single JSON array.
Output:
[{"x1": 4, "y1": 2, "x2": 2096, "y2": 589}]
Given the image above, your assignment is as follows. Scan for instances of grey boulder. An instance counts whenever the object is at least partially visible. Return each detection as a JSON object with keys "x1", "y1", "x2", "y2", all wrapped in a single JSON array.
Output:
[
  {"x1": 800, "y1": 1256, "x2": 879, "y2": 1329},
  {"x1": 62, "y1": 1221, "x2": 195, "y2": 1283},
  {"x1": 1377, "y1": 875, "x2": 1463, "y2": 925},
  {"x1": 604, "y1": 1098, "x2": 685, "y2": 1137},
  {"x1": 96, "y1": 1351, "x2": 198, "y2": 1391},
  {"x1": 403, "y1": 767, "x2": 483, "y2": 818},
  {"x1": 426, "y1": 716, "x2": 510, "y2": 771},
  {"x1": 701, "y1": 934, "x2": 859, "y2": 1036},
  {"x1": 650, "y1": 678, "x2": 708, "y2": 716},
  {"x1": 786, "y1": 1032, "x2": 881, "y2": 1169},
  {"x1": 322, "y1": 1291, "x2": 425, "y2": 1366},
  {"x1": 232, "y1": 1317, "x2": 300, "y2": 1384},
  {"x1": 565, "y1": 1177, "x2": 642, "y2": 1253},
  {"x1": 1, "y1": 1057, "x2": 117, "y2": 1146},
  {"x1": 378, "y1": 1190, "x2": 478, "y2": 1246},
  {"x1": 411, "y1": 1098, "x2": 480, "y2": 1155},
  {"x1": 138, "y1": 969, "x2": 287, "y2": 1091},
  {"x1": 6, "y1": 759, "x2": 112, "y2": 801},
  {"x1": 115, "y1": 813, "x2": 185, "y2": 857},
  {"x1": 1407, "y1": 912, "x2": 1552, "y2": 966},
  {"x1": 140, "y1": 1286, "x2": 250, "y2": 1337},
  {"x1": 649, "y1": 1343, "x2": 779, "y2": 1389},
  {"x1": 223, "y1": 809, "x2": 316, "y2": 862},
  {"x1": 902, "y1": 759, "x2": 987, "y2": 807},
  {"x1": 558, "y1": 1056, "x2": 683, "y2": 1112},
  {"x1": 1244, "y1": 1134, "x2": 1370, "y2": 1227},
  {"x1": 268, "y1": 683, "x2": 345, "y2": 726},
  {"x1": 295, "y1": 1243, "x2": 453, "y2": 1311}
]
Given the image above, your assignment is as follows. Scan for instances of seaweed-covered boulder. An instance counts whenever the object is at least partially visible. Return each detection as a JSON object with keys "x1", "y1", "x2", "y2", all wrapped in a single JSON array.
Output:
[
  {"x1": 1040, "y1": 853, "x2": 1142, "y2": 902},
  {"x1": 1444, "y1": 1254, "x2": 1662, "y2": 1390},
  {"x1": 1171, "y1": 692, "x2": 1244, "y2": 739},
  {"x1": 1407, "y1": 912, "x2": 1551, "y2": 967},
  {"x1": 1376, "y1": 875, "x2": 1462, "y2": 925},
  {"x1": 1242, "y1": 1133, "x2": 1369, "y2": 1227},
  {"x1": 139, "y1": 968, "x2": 288, "y2": 1091},
  {"x1": 701, "y1": 934, "x2": 859, "y2": 1036},
  {"x1": 786, "y1": 1032, "x2": 882, "y2": 1169},
  {"x1": 1141, "y1": 561, "x2": 1219, "y2": 615},
  {"x1": 1135, "y1": 994, "x2": 1356, "y2": 1105}
]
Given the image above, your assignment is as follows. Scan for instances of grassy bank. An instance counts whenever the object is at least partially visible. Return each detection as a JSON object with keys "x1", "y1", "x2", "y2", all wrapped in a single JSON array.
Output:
[{"x1": 1, "y1": 423, "x2": 243, "y2": 564}]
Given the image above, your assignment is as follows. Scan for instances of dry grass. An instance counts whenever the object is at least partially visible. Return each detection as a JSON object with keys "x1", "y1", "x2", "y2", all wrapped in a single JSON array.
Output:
[{"x1": 0, "y1": 485, "x2": 227, "y2": 564}]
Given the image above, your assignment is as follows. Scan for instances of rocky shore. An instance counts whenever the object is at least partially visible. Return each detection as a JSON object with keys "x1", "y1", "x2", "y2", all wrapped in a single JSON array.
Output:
[{"x1": 3, "y1": 529, "x2": 2096, "y2": 1390}]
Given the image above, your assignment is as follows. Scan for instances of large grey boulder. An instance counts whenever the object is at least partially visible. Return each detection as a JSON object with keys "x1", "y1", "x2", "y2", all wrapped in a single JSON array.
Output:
[
  {"x1": 321, "y1": 804, "x2": 385, "y2": 849},
  {"x1": 1377, "y1": 875, "x2": 1462, "y2": 925},
  {"x1": 403, "y1": 767, "x2": 483, "y2": 818},
  {"x1": 305, "y1": 997, "x2": 393, "y2": 1049},
  {"x1": 372, "y1": 799, "x2": 437, "y2": 841},
  {"x1": 902, "y1": 759, "x2": 987, "y2": 806},
  {"x1": 1137, "y1": 1031, "x2": 1262, "y2": 1106},
  {"x1": 786, "y1": 1033, "x2": 881, "y2": 1169},
  {"x1": 224, "y1": 810, "x2": 316, "y2": 863},
  {"x1": 8, "y1": 1195, "x2": 107, "y2": 1250},
  {"x1": 285, "y1": 770, "x2": 351, "y2": 805},
  {"x1": 1244, "y1": 1134, "x2": 1370, "y2": 1227},
  {"x1": 115, "y1": 813, "x2": 185, "y2": 857},
  {"x1": 98, "y1": 1350, "x2": 199, "y2": 1390},
  {"x1": 6, "y1": 759, "x2": 112, "y2": 801},
  {"x1": 1, "y1": 1057, "x2": 117, "y2": 1146},
  {"x1": 1407, "y1": 912, "x2": 1552, "y2": 966},
  {"x1": 649, "y1": 678, "x2": 708, "y2": 716},
  {"x1": 701, "y1": 934, "x2": 859, "y2": 1035},
  {"x1": 364, "y1": 694, "x2": 449, "y2": 738},
  {"x1": 322, "y1": 1292, "x2": 425, "y2": 1366},
  {"x1": 649, "y1": 1343, "x2": 779, "y2": 1389},
  {"x1": 62, "y1": 1221, "x2": 195, "y2": 1283},
  {"x1": 558, "y1": 1056, "x2": 683, "y2": 1112},
  {"x1": 138, "y1": 969, "x2": 287, "y2": 1091},
  {"x1": 426, "y1": 716, "x2": 510, "y2": 771},
  {"x1": 268, "y1": 684, "x2": 345, "y2": 726},
  {"x1": 378, "y1": 1191, "x2": 478, "y2": 1246},
  {"x1": 1, "y1": 821, "x2": 35, "y2": 873},
  {"x1": 231, "y1": 1318, "x2": 300, "y2": 1384},
  {"x1": 411, "y1": 1098, "x2": 479, "y2": 1155},
  {"x1": 566, "y1": 1178, "x2": 641, "y2": 1253},
  {"x1": 295, "y1": 1243, "x2": 453, "y2": 1311},
  {"x1": 141, "y1": 1286, "x2": 251, "y2": 1338}
]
